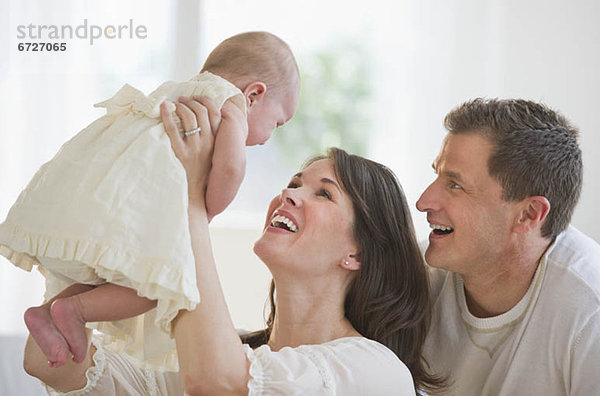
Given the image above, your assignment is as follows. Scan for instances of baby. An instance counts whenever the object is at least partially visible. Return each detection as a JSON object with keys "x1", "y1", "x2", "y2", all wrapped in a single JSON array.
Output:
[{"x1": 0, "y1": 31, "x2": 300, "y2": 370}]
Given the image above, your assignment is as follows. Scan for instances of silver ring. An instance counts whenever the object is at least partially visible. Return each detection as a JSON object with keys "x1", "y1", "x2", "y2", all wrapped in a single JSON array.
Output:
[{"x1": 183, "y1": 127, "x2": 201, "y2": 137}]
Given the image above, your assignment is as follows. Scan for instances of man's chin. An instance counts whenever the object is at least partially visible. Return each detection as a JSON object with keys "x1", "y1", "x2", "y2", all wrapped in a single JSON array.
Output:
[{"x1": 424, "y1": 248, "x2": 453, "y2": 270}]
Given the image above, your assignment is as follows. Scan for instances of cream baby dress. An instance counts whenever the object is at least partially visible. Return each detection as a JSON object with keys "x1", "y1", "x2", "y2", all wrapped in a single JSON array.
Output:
[{"x1": 0, "y1": 72, "x2": 245, "y2": 371}]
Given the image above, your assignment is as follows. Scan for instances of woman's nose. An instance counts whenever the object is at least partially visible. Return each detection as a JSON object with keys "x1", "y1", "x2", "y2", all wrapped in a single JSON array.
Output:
[{"x1": 281, "y1": 188, "x2": 300, "y2": 207}]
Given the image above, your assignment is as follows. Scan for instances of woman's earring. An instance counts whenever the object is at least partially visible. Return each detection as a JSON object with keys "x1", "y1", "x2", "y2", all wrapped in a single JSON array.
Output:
[{"x1": 344, "y1": 260, "x2": 350, "y2": 266}]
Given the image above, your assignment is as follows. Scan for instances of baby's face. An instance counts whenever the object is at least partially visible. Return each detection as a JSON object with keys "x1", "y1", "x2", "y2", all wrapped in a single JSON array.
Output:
[{"x1": 246, "y1": 86, "x2": 299, "y2": 146}]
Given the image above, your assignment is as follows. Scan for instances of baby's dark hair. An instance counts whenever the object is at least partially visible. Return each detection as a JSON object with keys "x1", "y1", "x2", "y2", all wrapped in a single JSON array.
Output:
[{"x1": 201, "y1": 31, "x2": 299, "y2": 97}]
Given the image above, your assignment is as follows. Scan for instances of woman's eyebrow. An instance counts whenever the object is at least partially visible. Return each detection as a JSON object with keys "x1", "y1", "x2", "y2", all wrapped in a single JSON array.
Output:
[
  {"x1": 292, "y1": 173, "x2": 341, "y2": 193},
  {"x1": 320, "y1": 178, "x2": 342, "y2": 193}
]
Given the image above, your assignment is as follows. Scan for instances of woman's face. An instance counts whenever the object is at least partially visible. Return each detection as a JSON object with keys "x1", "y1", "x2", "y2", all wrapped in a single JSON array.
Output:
[{"x1": 253, "y1": 159, "x2": 358, "y2": 277}]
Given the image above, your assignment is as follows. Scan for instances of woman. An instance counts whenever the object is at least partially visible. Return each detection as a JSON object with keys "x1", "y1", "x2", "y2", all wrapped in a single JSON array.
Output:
[{"x1": 23, "y1": 97, "x2": 442, "y2": 395}]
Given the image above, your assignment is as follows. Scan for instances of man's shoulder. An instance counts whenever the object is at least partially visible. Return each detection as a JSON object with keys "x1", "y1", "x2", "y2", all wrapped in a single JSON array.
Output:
[
  {"x1": 548, "y1": 226, "x2": 600, "y2": 284},
  {"x1": 544, "y1": 225, "x2": 600, "y2": 308},
  {"x1": 552, "y1": 226, "x2": 600, "y2": 259}
]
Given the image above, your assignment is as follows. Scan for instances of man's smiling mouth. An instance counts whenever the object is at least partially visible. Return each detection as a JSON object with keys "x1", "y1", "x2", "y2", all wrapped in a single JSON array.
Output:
[{"x1": 430, "y1": 223, "x2": 454, "y2": 235}]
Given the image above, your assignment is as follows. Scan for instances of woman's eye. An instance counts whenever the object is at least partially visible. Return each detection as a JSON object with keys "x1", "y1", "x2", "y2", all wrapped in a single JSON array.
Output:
[{"x1": 317, "y1": 189, "x2": 332, "y2": 200}]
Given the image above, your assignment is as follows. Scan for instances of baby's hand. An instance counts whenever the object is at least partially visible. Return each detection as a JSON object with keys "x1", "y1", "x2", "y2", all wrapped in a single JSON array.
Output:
[{"x1": 220, "y1": 98, "x2": 249, "y2": 141}]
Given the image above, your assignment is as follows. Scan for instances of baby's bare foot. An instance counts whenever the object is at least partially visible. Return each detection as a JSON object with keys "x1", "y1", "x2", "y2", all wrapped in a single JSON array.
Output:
[
  {"x1": 24, "y1": 306, "x2": 70, "y2": 367},
  {"x1": 50, "y1": 298, "x2": 89, "y2": 363}
]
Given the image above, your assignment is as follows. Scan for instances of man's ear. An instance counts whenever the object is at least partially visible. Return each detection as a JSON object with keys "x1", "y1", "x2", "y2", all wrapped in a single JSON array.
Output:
[
  {"x1": 341, "y1": 253, "x2": 361, "y2": 271},
  {"x1": 243, "y1": 81, "x2": 267, "y2": 108},
  {"x1": 513, "y1": 196, "x2": 551, "y2": 234}
]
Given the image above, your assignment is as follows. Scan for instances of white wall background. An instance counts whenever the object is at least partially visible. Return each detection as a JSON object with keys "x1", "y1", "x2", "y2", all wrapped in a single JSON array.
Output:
[{"x1": 1, "y1": 0, "x2": 599, "y2": 336}]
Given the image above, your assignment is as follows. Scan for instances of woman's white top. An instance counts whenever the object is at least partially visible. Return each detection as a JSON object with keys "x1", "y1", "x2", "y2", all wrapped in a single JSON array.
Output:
[
  {"x1": 45, "y1": 336, "x2": 416, "y2": 395},
  {"x1": 0, "y1": 72, "x2": 245, "y2": 371}
]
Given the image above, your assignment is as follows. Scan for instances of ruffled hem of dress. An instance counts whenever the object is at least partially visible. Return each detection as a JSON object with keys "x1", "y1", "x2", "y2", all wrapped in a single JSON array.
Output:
[
  {"x1": 45, "y1": 337, "x2": 106, "y2": 396},
  {"x1": 0, "y1": 243, "x2": 36, "y2": 271},
  {"x1": 245, "y1": 344, "x2": 270, "y2": 395},
  {"x1": 0, "y1": 222, "x2": 199, "y2": 336}
]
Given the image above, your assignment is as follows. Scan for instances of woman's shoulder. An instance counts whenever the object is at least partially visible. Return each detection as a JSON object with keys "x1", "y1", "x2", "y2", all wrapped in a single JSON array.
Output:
[
  {"x1": 318, "y1": 337, "x2": 413, "y2": 381},
  {"x1": 249, "y1": 337, "x2": 415, "y2": 395},
  {"x1": 312, "y1": 336, "x2": 406, "y2": 362},
  {"x1": 300, "y1": 337, "x2": 415, "y2": 394}
]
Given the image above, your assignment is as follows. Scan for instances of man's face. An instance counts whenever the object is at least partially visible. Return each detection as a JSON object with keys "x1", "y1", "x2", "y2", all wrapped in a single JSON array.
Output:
[{"x1": 416, "y1": 133, "x2": 520, "y2": 276}]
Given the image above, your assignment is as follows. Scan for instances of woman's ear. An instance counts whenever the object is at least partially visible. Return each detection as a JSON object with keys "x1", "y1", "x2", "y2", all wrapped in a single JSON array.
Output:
[
  {"x1": 243, "y1": 81, "x2": 267, "y2": 108},
  {"x1": 513, "y1": 196, "x2": 551, "y2": 234},
  {"x1": 341, "y1": 253, "x2": 361, "y2": 271}
]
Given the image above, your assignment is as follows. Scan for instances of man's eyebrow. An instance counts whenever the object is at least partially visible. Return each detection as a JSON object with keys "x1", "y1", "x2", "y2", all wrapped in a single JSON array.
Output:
[
  {"x1": 432, "y1": 163, "x2": 464, "y2": 183},
  {"x1": 443, "y1": 170, "x2": 464, "y2": 183}
]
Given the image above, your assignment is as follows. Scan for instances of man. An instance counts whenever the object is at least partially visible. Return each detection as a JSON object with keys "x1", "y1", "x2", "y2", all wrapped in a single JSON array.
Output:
[{"x1": 417, "y1": 98, "x2": 600, "y2": 395}]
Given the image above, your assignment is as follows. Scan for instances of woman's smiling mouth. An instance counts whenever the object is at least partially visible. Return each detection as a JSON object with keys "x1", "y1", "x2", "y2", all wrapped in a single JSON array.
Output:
[
  {"x1": 270, "y1": 215, "x2": 298, "y2": 232},
  {"x1": 269, "y1": 210, "x2": 299, "y2": 233}
]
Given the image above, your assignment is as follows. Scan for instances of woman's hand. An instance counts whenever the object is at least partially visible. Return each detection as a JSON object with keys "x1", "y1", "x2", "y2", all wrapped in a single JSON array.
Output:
[
  {"x1": 166, "y1": 97, "x2": 250, "y2": 395},
  {"x1": 160, "y1": 97, "x2": 221, "y2": 204}
]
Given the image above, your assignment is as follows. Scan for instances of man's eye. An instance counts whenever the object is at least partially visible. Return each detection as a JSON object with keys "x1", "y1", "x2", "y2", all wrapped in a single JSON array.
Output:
[
  {"x1": 317, "y1": 189, "x2": 332, "y2": 200},
  {"x1": 450, "y1": 182, "x2": 462, "y2": 190}
]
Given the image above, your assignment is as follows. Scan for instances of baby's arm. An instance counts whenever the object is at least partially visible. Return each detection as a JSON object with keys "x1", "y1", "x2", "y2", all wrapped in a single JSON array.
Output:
[{"x1": 204, "y1": 98, "x2": 248, "y2": 220}]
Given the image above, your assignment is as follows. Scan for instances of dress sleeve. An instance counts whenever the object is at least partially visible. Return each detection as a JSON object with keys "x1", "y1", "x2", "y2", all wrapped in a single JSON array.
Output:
[
  {"x1": 244, "y1": 338, "x2": 415, "y2": 396},
  {"x1": 45, "y1": 337, "x2": 415, "y2": 396},
  {"x1": 44, "y1": 338, "x2": 184, "y2": 396}
]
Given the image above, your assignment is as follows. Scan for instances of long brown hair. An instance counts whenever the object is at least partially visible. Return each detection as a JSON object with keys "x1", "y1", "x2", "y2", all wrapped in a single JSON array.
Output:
[{"x1": 242, "y1": 147, "x2": 444, "y2": 392}]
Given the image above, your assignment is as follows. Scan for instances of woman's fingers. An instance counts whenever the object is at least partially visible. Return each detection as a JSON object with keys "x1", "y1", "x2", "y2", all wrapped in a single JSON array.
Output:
[
  {"x1": 193, "y1": 96, "x2": 221, "y2": 134},
  {"x1": 178, "y1": 98, "x2": 209, "y2": 137},
  {"x1": 160, "y1": 101, "x2": 186, "y2": 156},
  {"x1": 161, "y1": 97, "x2": 218, "y2": 197},
  {"x1": 169, "y1": 98, "x2": 214, "y2": 196},
  {"x1": 175, "y1": 101, "x2": 201, "y2": 144},
  {"x1": 178, "y1": 97, "x2": 215, "y2": 150}
]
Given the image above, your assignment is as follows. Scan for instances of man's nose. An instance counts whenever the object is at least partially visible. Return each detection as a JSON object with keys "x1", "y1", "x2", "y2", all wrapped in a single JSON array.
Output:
[{"x1": 416, "y1": 182, "x2": 439, "y2": 213}]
